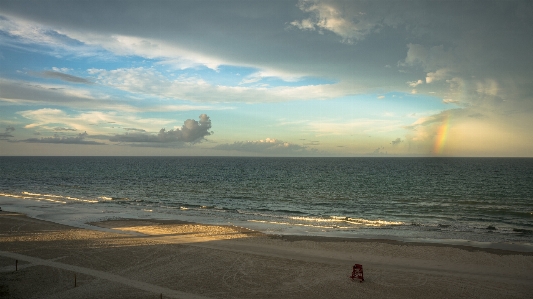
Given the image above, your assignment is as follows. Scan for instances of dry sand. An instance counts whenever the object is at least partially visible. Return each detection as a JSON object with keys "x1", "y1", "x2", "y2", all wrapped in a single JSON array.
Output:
[{"x1": 0, "y1": 211, "x2": 532, "y2": 299}]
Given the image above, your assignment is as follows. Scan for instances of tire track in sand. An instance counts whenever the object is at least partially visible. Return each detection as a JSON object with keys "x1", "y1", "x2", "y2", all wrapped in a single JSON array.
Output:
[{"x1": 0, "y1": 250, "x2": 213, "y2": 299}]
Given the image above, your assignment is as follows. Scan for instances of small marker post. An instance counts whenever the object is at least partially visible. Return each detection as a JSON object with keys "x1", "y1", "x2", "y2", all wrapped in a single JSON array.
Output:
[
  {"x1": 74, "y1": 274, "x2": 77, "y2": 287},
  {"x1": 15, "y1": 260, "x2": 18, "y2": 271}
]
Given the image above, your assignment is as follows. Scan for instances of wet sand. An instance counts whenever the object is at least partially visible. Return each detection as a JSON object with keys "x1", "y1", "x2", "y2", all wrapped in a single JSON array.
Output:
[{"x1": 1, "y1": 211, "x2": 532, "y2": 299}]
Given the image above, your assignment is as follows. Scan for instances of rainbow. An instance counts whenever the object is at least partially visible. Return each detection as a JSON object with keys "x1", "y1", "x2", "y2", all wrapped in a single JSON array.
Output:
[{"x1": 433, "y1": 112, "x2": 450, "y2": 155}]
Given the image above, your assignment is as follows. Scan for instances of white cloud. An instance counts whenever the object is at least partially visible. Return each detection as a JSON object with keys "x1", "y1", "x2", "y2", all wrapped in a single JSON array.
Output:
[
  {"x1": 81, "y1": 34, "x2": 224, "y2": 70},
  {"x1": 290, "y1": 18, "x2": 316, "y2": 31},
  {"x1": 1, "y1": 1, "x2": 532, "y2": 156},
  {"x1": 109, "y1": 114, "x2": 212, "y2": 144},
  {"x1": 0, "y1": 14, "x2": 223, "y2": 70},
  {"x1": 426, "y1": 68, "x2": 449, "y2": 83},
  {"x1": 17, "y1": 108, "x2": 174, "y2": 136},
  {"x1": 239, "y1": 69, "x2": 304, "y2": 85},
  {"x1": 52, "y1": 67, "x2": 71, "y2": 73},
  {"x1": 291, "y1": 0, "x2": 381, "y2": 43},
  {"x1": 0, "y1": 14, "x2": 106, "y2": 58},
  {"x1": 407, "y1": 79, "x2": 424, "y2": 87},
  {"x1": 443, "y1": 98, "x2": 459, "y2": 104},
  {"x1": 89, "y1": 67, "x2": 351, "y2": 103},
  {"x1": 213, "y1": 137, "x2": 310, "y2": 154}
]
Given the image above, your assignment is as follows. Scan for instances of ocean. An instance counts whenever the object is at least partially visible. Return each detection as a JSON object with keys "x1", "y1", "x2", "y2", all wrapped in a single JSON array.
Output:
[{"x1": 1, "y1": 157, "x2": 532, "y2": 250}]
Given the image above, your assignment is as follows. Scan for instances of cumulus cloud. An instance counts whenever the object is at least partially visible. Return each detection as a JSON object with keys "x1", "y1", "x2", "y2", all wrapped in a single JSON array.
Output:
[
  {"x1": 109, "y1": 114, "x2": 212, "y2": 145},
  {"x1": 20, "y1": 131, "x2": 104, "y2": 145},
  {"x1": 408, "y1": 80, "x2": 424, "y2": 87},
  {"x1": 291, "y1": 0, "x2": 382, "y2": 44},
  {"x1": 1, "y1": 1, "x2": 532, "y2": 157},
  {"x1": 213, "y1": 138, "x2": 310, "y2": 154},
  {"x1": 425, "y1": 69, "x2": 450, "y2": 84},
  {"x1": 391, "y1": 138, "x2": 402, "y2": 145}
]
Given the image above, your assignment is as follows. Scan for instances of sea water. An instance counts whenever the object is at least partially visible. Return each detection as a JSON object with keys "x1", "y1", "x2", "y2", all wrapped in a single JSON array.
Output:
[{"x1": 1, "y1": 157, "x2": 532, "y2": 250}]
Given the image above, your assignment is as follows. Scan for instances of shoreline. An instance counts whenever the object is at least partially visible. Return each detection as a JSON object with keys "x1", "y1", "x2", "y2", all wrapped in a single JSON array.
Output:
[
  {"x1": 1, "y1": 211, "x2": 533, "y2": 298},
  {"x1": 1, "y1": 195, "x2": 532, "y2": 254},
  {"x1": 90, "y1": 217, "x2": 533, "y2": 256}
]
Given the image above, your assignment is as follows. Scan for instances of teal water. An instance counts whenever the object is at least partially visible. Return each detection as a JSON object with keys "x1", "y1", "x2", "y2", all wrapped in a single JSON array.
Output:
[{"x1": 1, "y1": 157, "x2": 532, "y2": 244}]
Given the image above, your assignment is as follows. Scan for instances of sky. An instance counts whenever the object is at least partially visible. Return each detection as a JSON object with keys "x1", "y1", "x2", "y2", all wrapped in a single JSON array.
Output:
[{"x1": 0, "y1": 0, "x2": 532, "y2": 157}]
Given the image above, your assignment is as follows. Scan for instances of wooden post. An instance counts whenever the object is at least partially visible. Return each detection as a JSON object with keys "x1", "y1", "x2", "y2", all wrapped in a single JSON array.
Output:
[
  {"x1": 74, "y1": 274, "x2": 77, "y2": 287},
  {"x1": 160, "y1": 293, "x2": 162, "y2": 299},
  {"x1": 15, "y1": 260, "x2": 17, "y2": 271}
]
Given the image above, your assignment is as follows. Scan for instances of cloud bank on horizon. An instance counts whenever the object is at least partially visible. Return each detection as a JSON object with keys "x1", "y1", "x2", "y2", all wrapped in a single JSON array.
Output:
[{"x1": 0, "y1": 0, "x2": 532, "y2": 156}]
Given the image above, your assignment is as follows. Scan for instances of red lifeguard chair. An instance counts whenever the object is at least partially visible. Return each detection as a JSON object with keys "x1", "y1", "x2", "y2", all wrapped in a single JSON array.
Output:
[{"x1": 350, "y1": 264, "x2": 364, "y2": 282}]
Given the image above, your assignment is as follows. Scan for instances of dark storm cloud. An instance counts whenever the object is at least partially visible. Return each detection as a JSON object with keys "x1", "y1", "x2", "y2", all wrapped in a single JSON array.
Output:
[
  {"x1": 109, "y1": 114, "x2": 212, "y2": 144},
  {"x1": 2, "y1": 0, "x2": 531, "y2": 102},
  {"x1": 1, "y1": 0, "x2": 532, "y2": 156}
]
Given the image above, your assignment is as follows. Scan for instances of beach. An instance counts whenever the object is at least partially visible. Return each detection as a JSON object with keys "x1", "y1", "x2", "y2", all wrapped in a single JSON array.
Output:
[{"x1": 1, "y1": 211, "x2": 532, "y2": 299}]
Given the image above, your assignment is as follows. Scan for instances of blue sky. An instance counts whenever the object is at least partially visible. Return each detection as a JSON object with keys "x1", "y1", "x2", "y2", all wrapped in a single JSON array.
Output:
[{"x1": 0, "y1": 0, "x2": 532, "y2": 156}]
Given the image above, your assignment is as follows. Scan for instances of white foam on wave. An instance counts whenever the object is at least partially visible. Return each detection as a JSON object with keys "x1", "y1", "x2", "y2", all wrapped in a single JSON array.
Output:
[
  {"x1": 290, "y1": 216, "x2": 405, "y2": 227},
  {"x1": 4, "y1": 192, "x2": 101, "y2": 204},
  {"x1": 21, "y1": 192, "x2": 41, "y2": 196},
  {"x1": 2, "y1": 193, "x2": 532, "y2": 253},
  {"x1": 248, "y1": 219, "x2": 351, "y2": 229},
  {"x1": 0, "y1": 195, "x2": 158, "y2": 234}
]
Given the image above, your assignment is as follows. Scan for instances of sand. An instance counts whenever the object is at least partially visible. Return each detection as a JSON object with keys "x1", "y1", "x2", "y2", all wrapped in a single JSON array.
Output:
[{"x1": 0, "y1": 211, "x2": 532, "y2": 299}]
